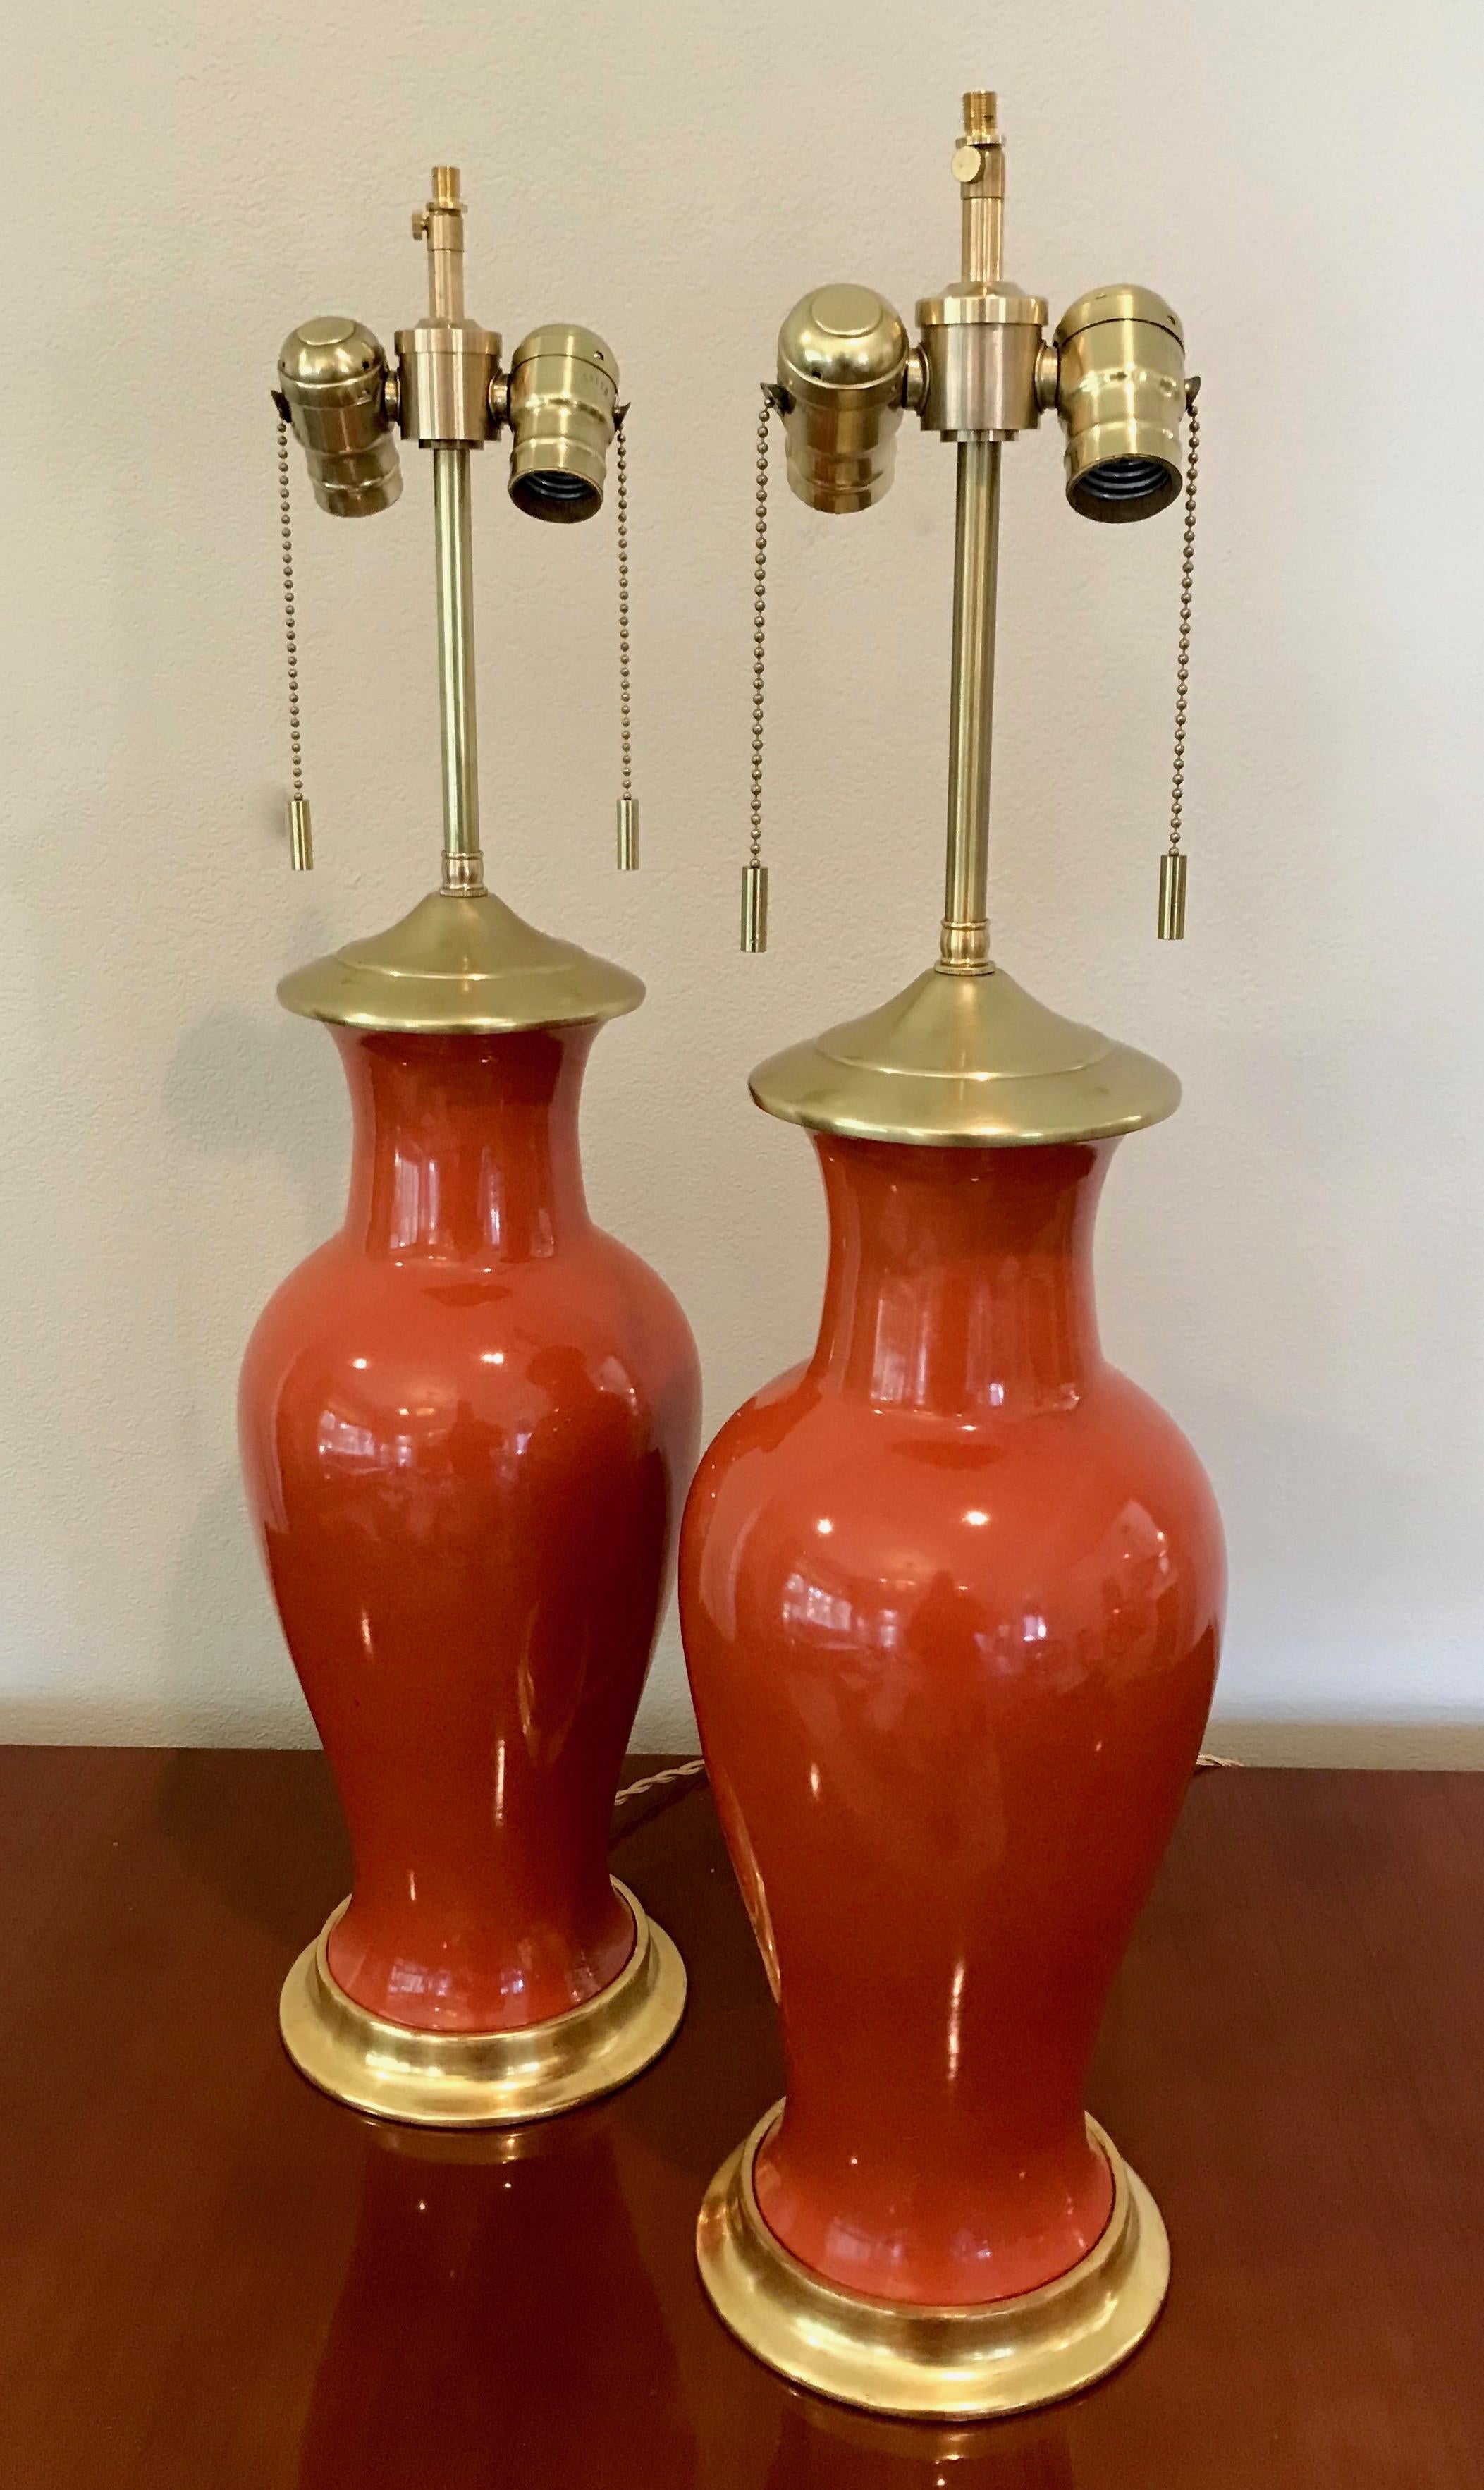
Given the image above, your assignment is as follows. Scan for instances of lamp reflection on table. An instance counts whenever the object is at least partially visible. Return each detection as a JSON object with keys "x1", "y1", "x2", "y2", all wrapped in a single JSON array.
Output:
[
  {"x1": 298, "y1": 2104, "x2": 695, "y2": 2489},
  {"x1": 292, "y1": 1814, "x2": 1079, "y2": 2490},
  {"x1": 766, "y1": 2391, "x2": 1077, "y2": 2487}
]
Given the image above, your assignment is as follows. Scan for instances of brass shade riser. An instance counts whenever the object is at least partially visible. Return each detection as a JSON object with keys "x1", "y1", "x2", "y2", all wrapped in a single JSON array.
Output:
[{"x1": 754, "y1": 97, "x2": 1191, "y2": 1137}]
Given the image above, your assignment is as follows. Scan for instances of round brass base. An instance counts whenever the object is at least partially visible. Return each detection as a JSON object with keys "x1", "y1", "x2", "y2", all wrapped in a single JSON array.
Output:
[
  {"x1": 280, "y1": 1879, "x2": 685, "y2": 2128},
  {"x1": 696, "y1": 2106, "x2": 1169, "y2": 2419}
]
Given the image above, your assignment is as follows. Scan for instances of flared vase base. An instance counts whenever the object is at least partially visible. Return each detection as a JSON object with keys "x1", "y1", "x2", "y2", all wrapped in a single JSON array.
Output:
[
  {"x1": 696, "y1": 2105, "x2": 1169, "y2": 2418},
  {"x1": 280, "y1": 1878, "x2": 685, "y2": 2126}
]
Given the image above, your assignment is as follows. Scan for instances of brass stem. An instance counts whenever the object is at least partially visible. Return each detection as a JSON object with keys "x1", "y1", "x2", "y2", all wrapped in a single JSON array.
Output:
[
  {"x1": 959, "y1": 90, "x2": 1004, "y2": 287},
  {"x1": 961, "y1": 190, "x2": 1003, "y2": 286},
  {"x1": 433, "y1": 444, "x2": 483, "y2": 891},
  {"x1": 940, "y1": 437, "x2": 1000, "y2": 968},
  {"x1": 940, "y1": 92, "x2": 1006, "y2": 972},
  {"x1": 423, "y1": 163, "x2": 465, "y2": 323},
  {"x1": 412, "y1": 164, "x2": 483, "y2": 893}
]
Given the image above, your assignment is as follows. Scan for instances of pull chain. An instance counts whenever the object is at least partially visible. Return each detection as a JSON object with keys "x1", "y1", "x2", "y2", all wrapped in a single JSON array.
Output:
[
  {"x1": 276, "y1": 415, "x2": 313, "y2": 872},
  {"x1": 614, "y1": 410, "x2": 639, "y2": 870},
  {"x1": 1158, "y1": 387, "x2": 1200, "y2": 939},
  {"x1": 741, "y1": 387, "x2": 779, "y2": 952}
]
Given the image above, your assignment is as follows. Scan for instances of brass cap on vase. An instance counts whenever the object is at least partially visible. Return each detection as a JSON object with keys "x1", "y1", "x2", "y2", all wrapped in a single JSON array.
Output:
[
  {"x1": 278, "y1": 889, "x2": 643, "y2": 1035},
  {"x1": 749, "y1": 960, "x2": 1179, "y2": 1147}
]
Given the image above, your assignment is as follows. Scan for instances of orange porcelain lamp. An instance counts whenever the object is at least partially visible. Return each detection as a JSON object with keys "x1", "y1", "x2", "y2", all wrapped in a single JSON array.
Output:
[
  {"x1": 685, "y1": 92, "x2": 1223, "y2": 2415},
  {"x1": 244, "y1": 168, "x2": 698, "y2": 2124},
  {"x1": 684, "y1": 1076, "x2": 1224, "y2": 2407},
  {"x1": 244, "y1": 990, "x2": 698, "y2": 2122}
]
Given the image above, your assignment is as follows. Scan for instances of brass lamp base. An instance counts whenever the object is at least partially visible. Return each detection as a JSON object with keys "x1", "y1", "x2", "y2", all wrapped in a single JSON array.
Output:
[
  {"x1": 280, "y1": 1879, "x2": 685, "y2": 2127},
  {"x1": 696, "y1": 2106, "x2": 1168, "y2": 2419}
]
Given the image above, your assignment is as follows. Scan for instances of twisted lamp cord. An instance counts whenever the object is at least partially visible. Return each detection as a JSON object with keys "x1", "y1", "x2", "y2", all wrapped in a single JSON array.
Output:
[{"x1": 611, "y1": 1750, "x2": 1237, "y2": 1821}]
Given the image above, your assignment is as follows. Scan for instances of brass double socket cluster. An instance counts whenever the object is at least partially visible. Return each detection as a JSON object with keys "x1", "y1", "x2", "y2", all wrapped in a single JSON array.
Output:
[
  {"x1": 773, "y1": 98, "x2": 1189, "y2": 525},
  {"x1": 272, "y1": 168, "x2": 618, "y2": 527}
]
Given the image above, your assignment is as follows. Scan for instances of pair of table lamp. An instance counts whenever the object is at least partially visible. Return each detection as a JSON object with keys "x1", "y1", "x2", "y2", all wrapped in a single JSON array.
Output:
[{"x1": 241, "y1": 95, "x2": 1224, "y2": 2422}]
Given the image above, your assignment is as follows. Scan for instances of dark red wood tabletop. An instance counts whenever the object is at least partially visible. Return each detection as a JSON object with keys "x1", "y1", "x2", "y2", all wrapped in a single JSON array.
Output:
[{"x1": 0, "y1": 1748, "x2": 1478, "y2": 2486}]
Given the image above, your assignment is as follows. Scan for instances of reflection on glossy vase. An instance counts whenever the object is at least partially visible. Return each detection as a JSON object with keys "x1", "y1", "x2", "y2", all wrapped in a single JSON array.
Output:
[
  {"x1": 683, "y1": 1135, "x2": 1223, "y2": 2314},
  {"x1": 299, "y1": 2110, "x2": 694, "y2": 2488},
  {"x1": 241, "y1": 1025, "x2": 699, "y2": 2102}
]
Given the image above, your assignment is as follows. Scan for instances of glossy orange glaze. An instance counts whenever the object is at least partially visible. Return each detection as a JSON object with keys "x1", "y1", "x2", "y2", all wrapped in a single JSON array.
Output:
[
  {"x1": 681, "y1": 1133, "x2": 1223, "y2": 2305},
  {"x1": 240, "y1": 1025, "x2": 699, "y2": 2033}
]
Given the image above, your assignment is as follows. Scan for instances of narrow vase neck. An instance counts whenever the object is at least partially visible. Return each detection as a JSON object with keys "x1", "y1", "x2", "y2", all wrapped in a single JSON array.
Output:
[
  {"x1": 810, "y1": 1135, "x2": 1112, "y2": 1415},
  {"x1": 336, "y1": 1025, "x2": 594, "y2": 1260}
]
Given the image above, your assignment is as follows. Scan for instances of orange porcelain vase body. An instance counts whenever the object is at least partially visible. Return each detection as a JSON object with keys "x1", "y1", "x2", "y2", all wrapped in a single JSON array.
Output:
[
  {"x1": 682, "y1": 1133, "x2": 1223, "y2": 2305},
  {"x1": 241, "y1": 1024, "x2": 700, "y2": 2034}
]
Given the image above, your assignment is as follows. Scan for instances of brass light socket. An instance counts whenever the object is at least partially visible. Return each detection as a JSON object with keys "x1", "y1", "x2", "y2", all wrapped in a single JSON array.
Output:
[
  {"x1": 1054, "y1": 286, "x2": 1186, "y2": 523},
  {"x1": 276, "y1": 318, "x2": 402, "y2": 518},
  {"x1": 507, "y1": 326, "x2": 618, "y2": 522},
  {"x1": 775, "y1": 286, "x2": 909, "y2": 513}
]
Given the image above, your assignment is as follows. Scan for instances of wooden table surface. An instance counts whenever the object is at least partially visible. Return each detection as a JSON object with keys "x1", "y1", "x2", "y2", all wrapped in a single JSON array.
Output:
[{"x1": 0, "y1": 1750, "x2": 1479, "y2": 2487}]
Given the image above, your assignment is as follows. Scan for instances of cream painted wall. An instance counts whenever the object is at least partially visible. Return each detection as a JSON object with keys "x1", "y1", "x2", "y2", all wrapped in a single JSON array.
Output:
[{"x1": 0, "y1": 0, "x2": 1479, "y2": 1759}]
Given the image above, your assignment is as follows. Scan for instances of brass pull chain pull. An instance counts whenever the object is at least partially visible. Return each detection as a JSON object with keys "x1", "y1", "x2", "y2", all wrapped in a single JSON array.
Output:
[
  {"x1": 614, "y1": 410, "x2": 639, "y2": 870},
  {"x1": 276, "y1": 414, "x2": 313, "y2": 872},
  {"x1": 741, "y1": 386, "x2": 780, "y2": 952},
  {"x1": 1158, "y1": 386, "x2": 1200, "y2": 939}
]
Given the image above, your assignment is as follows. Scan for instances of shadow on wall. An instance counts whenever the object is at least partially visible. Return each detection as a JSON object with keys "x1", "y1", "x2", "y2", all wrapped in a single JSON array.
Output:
[
  {"x1": 163, "y1": 991, "x2": 345, "y2": 1238},
  {"x1": 0, "y1": 993, "x2": 335, "y2": 1745},
  {"x1": 0, "y1": 1475, "x2": 319, "y2": 1747},
  {"x1": 1214, "y1": 1723, "x2": 1484, "y2": 1768},
  {"x1": 157, "y1": 996, "x2": 347, "y2": 1747},
  {"x1": 163, "y1": 1464, "x2": 318, "y2": 1747},
  {"x1": 1177, "y1": 1375, "x2": 1484, "y2": 1774}
]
